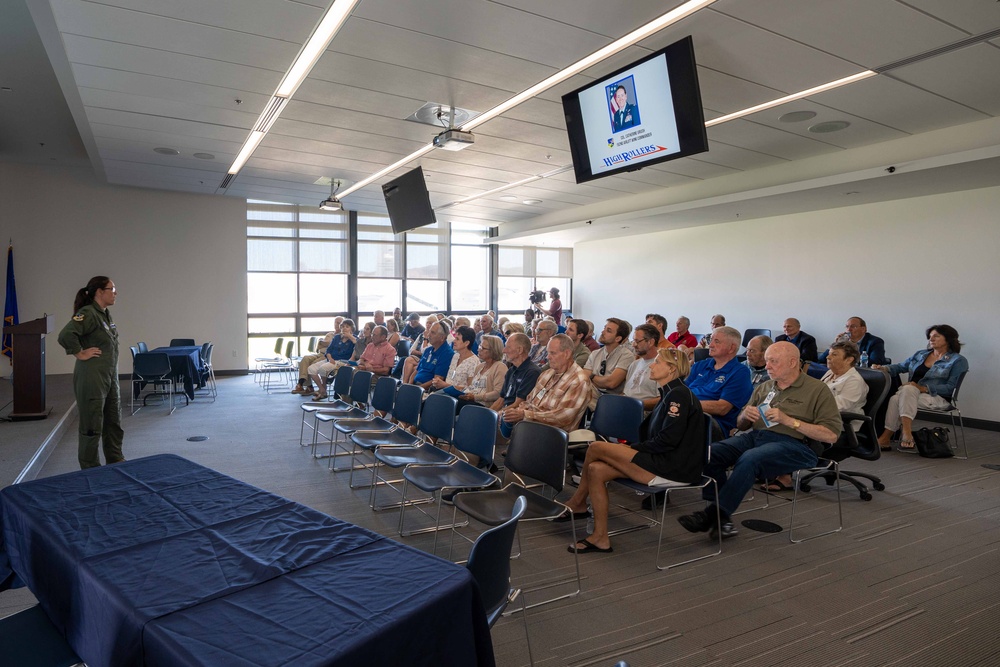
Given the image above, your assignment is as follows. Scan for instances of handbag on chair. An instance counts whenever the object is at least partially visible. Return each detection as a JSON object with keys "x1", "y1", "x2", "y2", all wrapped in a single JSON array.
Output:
[{"x1": 913, "y1": 427, "x2": 953, "y2": 458}]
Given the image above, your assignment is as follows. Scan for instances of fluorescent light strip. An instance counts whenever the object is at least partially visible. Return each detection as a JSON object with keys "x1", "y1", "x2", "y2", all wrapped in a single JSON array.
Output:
[
  {"x1": 225, "y1": 0, "x2": 360, "y2": 178},
  {"x1": 462, "y1": 0, "x2": 717, "y2": 132},
  {"x1": 339, "y1": 0, "x2": 715, "y2": 198},
  {"x1": 704, "y1": 70, "x2": 877, "y2": 127}
]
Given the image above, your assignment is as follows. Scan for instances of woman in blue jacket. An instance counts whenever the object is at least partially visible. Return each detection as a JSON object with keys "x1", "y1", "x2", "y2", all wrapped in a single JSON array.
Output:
[{"x1": 875, "y1": 324, "x2": 968, "y2": 450}]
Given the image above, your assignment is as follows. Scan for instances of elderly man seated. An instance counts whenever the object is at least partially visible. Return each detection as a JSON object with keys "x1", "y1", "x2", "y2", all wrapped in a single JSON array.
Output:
[
  {"x1": 410, "y1": 319, "x2": 455, "y2": 391},
  {"x1": 743, "y1": 335, "x2": 773, "y2": 389},
  {"x1": 776, "y1": 317, "x2": 818, "y2": 362},
  {"x1": 493, "y1": 333, "x2": 542, "y2": 438},
  {"x1": 807, "y1": 316, "x2": 887, "y2": 378},
  {"x1": 292, "y1": 331, "x2": 335, "y2": 395},
  {"x1": 529, "y1": 318, "x2": 559, "y2": 369},
  {"x1": 307, "y1": 319, "x2": 358, "y2": 399},
  {"x1": 498, "y1": 334, "x2": 590, "y2": 434},
  {"x1": 355, "y1": 325, "x2": 396, "y2": 378},
  {"x1": 678, "y1": 342, "x2": 843, "y2": 539}
]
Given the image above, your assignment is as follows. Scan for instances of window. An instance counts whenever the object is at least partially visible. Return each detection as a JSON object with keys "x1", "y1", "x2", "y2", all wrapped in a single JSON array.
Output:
[
  {"x1": 449, "y1": 221, "x2": 489, "y2": 312},
  {"x1": 497, "y1": 246, "x2": 572, "y2": 314}
]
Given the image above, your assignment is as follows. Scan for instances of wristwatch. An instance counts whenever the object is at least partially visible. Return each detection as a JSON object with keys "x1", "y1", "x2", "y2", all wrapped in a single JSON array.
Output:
[{"x1": 793, "y1": 419, "x2": 801, "y2": 430}]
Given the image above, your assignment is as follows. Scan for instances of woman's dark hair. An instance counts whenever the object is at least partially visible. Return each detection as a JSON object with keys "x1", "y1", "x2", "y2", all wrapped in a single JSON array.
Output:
[
  {"x1": 926, "y1": 324, "x2": 962, "y2": 353},
  {"x1": 74, "y1": 276, "x2": 110, "y2": 312},
  {"x1": 454, "y1": 325, "x2": 476, "y2": 346}
]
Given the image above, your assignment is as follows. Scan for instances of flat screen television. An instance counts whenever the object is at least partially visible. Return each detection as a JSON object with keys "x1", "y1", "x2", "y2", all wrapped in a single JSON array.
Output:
[
  {"x1": 382, "y1": 166, "x2": 436, "y2": 234},
  {"x1": 561, "y1": 36, "x2": 708, "y2": 184}
]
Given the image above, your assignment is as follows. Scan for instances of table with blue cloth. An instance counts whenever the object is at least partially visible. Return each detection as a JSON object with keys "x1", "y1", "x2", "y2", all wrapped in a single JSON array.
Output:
[
  {"x1": 0, "y1": 454, "x2": 495, "y2": 667},
  {"x1": 150, "y1": 345, "x2": 203, "y2": 399}
]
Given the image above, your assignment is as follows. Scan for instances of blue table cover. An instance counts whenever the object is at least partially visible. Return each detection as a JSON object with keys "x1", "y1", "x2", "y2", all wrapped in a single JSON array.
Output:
[
  {"x1": 150, "y1": 345, "x2": 203, "y2": 399},
  {"x1": 0, "y1": 455, "x2": 495, "y2": 667}
]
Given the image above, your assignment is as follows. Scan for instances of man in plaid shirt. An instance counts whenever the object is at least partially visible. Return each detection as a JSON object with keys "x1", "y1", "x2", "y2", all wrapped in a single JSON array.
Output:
[{"x1": 501, "y1": 334, "x2": 590, "y2": 433}]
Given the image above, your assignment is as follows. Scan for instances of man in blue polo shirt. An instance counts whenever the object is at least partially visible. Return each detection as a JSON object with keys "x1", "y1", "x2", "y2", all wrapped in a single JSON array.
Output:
[
  {"x1": 411, "y1": 319, "x2": 454, "y2": 390},
  {"x1": 685, "y1": 325, "x2": 753, "y2": 437}
]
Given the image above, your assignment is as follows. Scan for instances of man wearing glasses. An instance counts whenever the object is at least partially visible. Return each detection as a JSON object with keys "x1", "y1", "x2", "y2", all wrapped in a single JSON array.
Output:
[{"x1": 624, "y1": 324, "x2": 662, "y2": 412}]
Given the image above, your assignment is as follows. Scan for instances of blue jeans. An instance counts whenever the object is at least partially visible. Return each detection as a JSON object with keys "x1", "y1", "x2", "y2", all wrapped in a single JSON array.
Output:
[
  {"x1": 705, "y1": 430, "x2": 819, "y2": 518},
  {"x1": 499, "y1": 419, "x2": 514, "y2": 439}
]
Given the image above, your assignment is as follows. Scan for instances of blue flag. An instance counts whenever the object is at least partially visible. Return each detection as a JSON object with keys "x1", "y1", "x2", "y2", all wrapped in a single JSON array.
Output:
[{"x1": 3, "y1": 244, "x2": 18, "y2": 363}]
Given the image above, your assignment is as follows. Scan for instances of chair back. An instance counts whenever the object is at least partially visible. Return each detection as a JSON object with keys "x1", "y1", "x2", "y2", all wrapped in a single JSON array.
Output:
[
  {"x1": 395, "y1": 339, "x2": 411, "y2": 358},
  {"x1": 417, "y1": 393, "x2": 458, "y2": 442},
  {"x1": 391, "y1": 384, "x2": 424, "y2": 425},
  {"x1": 200, "y1": 342, "x2": 210, "y2": 362},
  {"x1": 203, "y1": 343, "x2": 214, "y2": 365},
  {"x1": 170, "y1": 338, "x2": 196, "y2": 347},
  {"x1": 506, "y1": 421, "x2": 569, "y2": 492},
  {"x1": 591, "y1": 394, "x2": 643, "y2": 444},
  {"x1": 273, "y1": 337, "x2": 285, "y2": 355},
  {"x1": 703, "y1": 414, "x2": 715, "y2": 465},
  {"x1": 129, "y1": 345, "x2": 139, "y2": 360},
  {"x1": 949, "y1": 370, "x2": 968, "y2": 405},
  {"x1": 284, "y1": 340, "x2": 295, "y2": 358},
  {"x1": 452, "y1": 404, "x2": 499, "y2": 466},
  {"x1": 839, "y1": 367, "x2": 891, "y2": 462},
  {"x1": 332, "y1": 365, "x2": 354, "y2": 398},
  {"x1": 308, "y1": 336, "x2": 318, "y2": 353},
  {"x1": 691, "y1": 334, "x2": 705, "y2": 344},
  {"x1": 466, "y1": 495, "x2": 526, "y2": 627},
  {"x1": 133, "y1": 352, "x2": 171, "y2": 379},
  {"x1": 137, "y1": 341, "x2": 149, "y2": 353},
  {"x1": 348, "y1": 370, "x2": 375, "y2": 405},
  {"x1": 371, "y1": 376, "x2": 399, "y2": 413},
  {"x1": 742, "y1": 328, "x2": 771, "y2": 348},
  {"x1": 693, "y1": 348, "x2": 710, "y2": 362}
]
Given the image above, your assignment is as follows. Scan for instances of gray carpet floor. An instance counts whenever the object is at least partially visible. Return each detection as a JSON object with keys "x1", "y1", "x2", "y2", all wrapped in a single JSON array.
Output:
[{"x1": 2, "y1": 374, "x2": 999, "y2": 667}]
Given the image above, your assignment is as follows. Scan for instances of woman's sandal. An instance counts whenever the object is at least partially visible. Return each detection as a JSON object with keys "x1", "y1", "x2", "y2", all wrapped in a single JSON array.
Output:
[{"x1": 898, "y1": 437, "x2": 916, "y2": 451}]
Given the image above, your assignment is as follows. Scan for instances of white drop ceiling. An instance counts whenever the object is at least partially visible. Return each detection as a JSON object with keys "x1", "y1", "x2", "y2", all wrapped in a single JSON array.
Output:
[{"x1": 2, "y1": 0, "x2": 999, "y2": 245}]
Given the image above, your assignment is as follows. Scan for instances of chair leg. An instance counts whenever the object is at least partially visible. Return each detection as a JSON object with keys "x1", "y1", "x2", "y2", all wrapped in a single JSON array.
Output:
[
  {"x1": 656, "y1": 480, "x2": 721, "y2": 571},
  {"x1": 789, "y1": 462, "x2": 842, "y2": 543},
  {"x1": 952, "y1": 410, "x2": 968, "y2": 460}
]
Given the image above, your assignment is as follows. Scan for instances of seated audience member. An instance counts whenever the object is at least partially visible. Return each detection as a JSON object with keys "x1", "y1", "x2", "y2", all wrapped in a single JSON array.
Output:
[
  {"x1": 816, "y1": 316, "x2": 887, "y2": 366},
  {"x1": 678, "y1": 342, "x2": 843, "y2": 539},
  {"x1": 292, "y1": 331, "x2": 335, "y2": 394},
  {"x1": 401, "y1": 313, "x2": 425, "y2": 341},
  {"x1": 402, "y1": 314, "x2": 439, "y2": 384},
  {"x1": 391, "y1": 307, "x2": 403, "y2": 330},
  {"x1": 411, "y1": 319, "x2": 455, "y2": 391},
  {"x1": 743, "y1": 335, "x2": 772, "y2": 389},
  {"x1": 582, "y1": 320, "x2": 601, "y2": 352},
  {"x1": 583, "y1": 318, "x2": 634, "y2": 411},
  {"x1": 493, "y1": 333, "x2": 542, "y2": 438},
  {"x1": 644, "y1": 314, "x2": 675, "y2": 349},
  {"x1": 477, "y1": 315, "x2": 506, "y2": 344},
  {"x1": 563, "y1": 347, "x2": 706, "y2": 553},
  {"x1": 764, "y1": 339, "x2": 868, "y2": 491},
  {"x1": 623, "y1": 324, "x2": 662, "y2": 411},
  {"x1": 355, "y1": 325, "x2": 396, "y2": 377},
  {"x1": 776, "y1": 318, "x2": 818, "y2": 362},
  {"x1": 432, "y1": 326, "x2": 479, "y2": 394},
  {"x1": 373, "y1": 310, "x2": 386, "y2": 327},
  {"x1": 503, "y1": 322, "x2": 525, "y2": 338},
  {"x1": 669, "y1": 316, "x2": 698, "y2": 349},
  {"x1": 685, "y1": 326, "x2": 753, "y2": 436},
  {"x1": 524, "y1": 306, "x2": 536, "y2": 332},
  {"x1": 351, "y1": 321, "x2": 375, "y2": 362},
  {"x1": 698, "y1": 314, "x2": 726, "y2": 348},
  {"x1": 459, "y1": 335, "x2": 507, "y2": 409},
  {"x1": 875, "y1": 324, "x2": 968, "y2": 451},
  {"x1": 529, "y1": 319, "x2": 558, "y2": 369},
  {"x1": 385, "y1": 318, "x2": 401, "y2": 348},
  {"x1": 565, "y1": 319, "x2": 592, "y2": 368},
  {"x1": 307, "y1": 319, "x2": 357, "y2": 399},
  {"x1": 499, "y1": 334, "x2": 590, "y2": 434}
]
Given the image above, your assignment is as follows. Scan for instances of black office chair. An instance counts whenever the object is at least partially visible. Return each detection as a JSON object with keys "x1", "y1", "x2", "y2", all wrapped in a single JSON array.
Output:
[
  {"x1": 137, "y1": 341, "x2": 149, "y2": 354},
  {"x1": 799, "y1": 367, "x2": 891, "y2": 501},
  {"x1": 0, "y1": 605, "x2": 81, "y2": 667},
  {"x1": 693, "y1": 347, "x2": 710, "y2": 362},
  {"x1": 169, "y1": 338, "x2": 195, "y2": 347},
  {"x1": 130, "y1": 352, "x2": 176, "y2": 415}
]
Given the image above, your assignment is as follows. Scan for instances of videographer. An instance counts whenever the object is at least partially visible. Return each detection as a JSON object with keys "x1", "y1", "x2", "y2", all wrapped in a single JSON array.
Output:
[{"x1": 531, "y1": 287, "x2": 562, "y2": 325}]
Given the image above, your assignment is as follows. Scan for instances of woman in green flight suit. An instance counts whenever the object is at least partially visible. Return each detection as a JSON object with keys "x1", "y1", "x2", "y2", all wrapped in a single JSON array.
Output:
[{"x1": 57, "y1": 276, "x2": 124, "y2": 469}]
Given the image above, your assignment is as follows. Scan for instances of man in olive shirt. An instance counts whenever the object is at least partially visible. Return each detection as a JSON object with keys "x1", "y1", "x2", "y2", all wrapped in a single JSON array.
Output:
[{"x1": 678, "y1": 342, "x2": 842, "y2": 539}]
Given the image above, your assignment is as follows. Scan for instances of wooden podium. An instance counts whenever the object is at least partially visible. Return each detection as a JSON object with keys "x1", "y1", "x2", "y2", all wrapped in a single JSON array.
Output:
[{"x1": 3, "y1": 315, "x2": 55, "y2": 421}]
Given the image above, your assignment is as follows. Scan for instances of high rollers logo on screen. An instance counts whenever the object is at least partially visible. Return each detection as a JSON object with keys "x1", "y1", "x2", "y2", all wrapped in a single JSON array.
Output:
[{"x1": 601, "y1": 144, "x2": 670, "y2": 167}]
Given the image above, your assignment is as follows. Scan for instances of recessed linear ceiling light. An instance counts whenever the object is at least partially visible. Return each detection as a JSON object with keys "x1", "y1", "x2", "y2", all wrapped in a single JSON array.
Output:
[
  {"x1": 522, "y1": 199, "x2": 543, "y2": 205},
  {"x1": 705, "y1": 70, "x2": 876, "y2": 127},
  {"x1": 338, "y1": 0, "x2": 717, "y2": 199},
  {"x1": 223, "y1": 0, "x2": 361, "y2": 182}
]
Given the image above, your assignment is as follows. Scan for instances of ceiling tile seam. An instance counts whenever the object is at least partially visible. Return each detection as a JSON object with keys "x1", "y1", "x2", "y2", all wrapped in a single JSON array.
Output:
[
  {"x1": 892, "y1": 0, "x2": 986, "y2": 36},
  {"x1": 81, "y1": 103, "x2": 254, "y2": 131},
  {"x1": 874, "y1": 26, "x2": 1000, "y2": 71},
  {"x1": 733, "y1": 114, "x2": 904, "y2": 150},
  {"x1": 66, "y1": 0, "x2": 319, "y2": 45},
  {"x1": 75, "y1": 84, "x2": 267, "y2": 117},
  {"x1": 484, "y1": 0, "x2": 666, "y2": 48},
  {"x1": 70, "y1": 62, "x2": 276, "y2": 99},
  {"x1": 60, "y1": 32, "x2": 287, "y2": 77},
  {"x1": 877, "y1": 73, "x2": 995, "y2": 120}
]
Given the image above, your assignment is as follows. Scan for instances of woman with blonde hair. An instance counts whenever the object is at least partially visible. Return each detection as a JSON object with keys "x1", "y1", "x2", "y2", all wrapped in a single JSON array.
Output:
[{"x1": 562, "y1": 347, "x2": 706, "y2": 554}]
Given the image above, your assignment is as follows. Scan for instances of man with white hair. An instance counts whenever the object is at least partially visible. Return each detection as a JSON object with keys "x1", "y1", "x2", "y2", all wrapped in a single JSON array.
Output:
[
  {"x1": 685, "y1": 326, "x2": 753, "y2": 436},
  {"x1": 529, "y1": 319, "x2": 558, "y2": 369},
  {"x1": 678, "y1": 342, "x2": 842, "y2": 539},
  {"x1": 500, "y1": 334, "x2": 589, "y2": 433}
]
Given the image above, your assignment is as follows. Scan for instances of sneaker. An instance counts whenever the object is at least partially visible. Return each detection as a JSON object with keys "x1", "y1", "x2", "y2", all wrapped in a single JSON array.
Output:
[
  {"x1": 711, "y1": 521, "x2": 739, "y2": 540},
  {"x1": 677, "y1": 510, "x2": 713, "y2": 533}
]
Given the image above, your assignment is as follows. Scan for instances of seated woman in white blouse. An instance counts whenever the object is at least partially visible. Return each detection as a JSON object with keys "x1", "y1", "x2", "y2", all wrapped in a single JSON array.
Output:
[
  {"x1": 763, "y1": 340, "x2": 867, "y2": 491},
  {"x1": 432, "y1": 325, "x2": 479, "y2": 395},
  {"x1": 456, "y1": 335, "x2": 506, "y2": 410}
]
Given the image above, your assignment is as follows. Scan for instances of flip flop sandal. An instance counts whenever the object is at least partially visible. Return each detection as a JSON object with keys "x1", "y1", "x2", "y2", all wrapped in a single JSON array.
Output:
[{"x1": 567, "y1": 538, "x2": 612, "y2": 554}]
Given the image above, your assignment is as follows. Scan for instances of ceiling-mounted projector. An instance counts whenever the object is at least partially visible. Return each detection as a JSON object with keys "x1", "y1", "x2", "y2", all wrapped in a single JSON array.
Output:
[
  {"x1": 319, "y1": 197, "x2": 342, "y2": 211},
  {"x1": 433, "y1": 129, "x2": 475, "y2": 151}
]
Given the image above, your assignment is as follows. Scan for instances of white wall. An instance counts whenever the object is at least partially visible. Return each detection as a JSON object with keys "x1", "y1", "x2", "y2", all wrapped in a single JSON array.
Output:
[
  {"x1": 573, "y1": 185, "x2": 1000, "y2": 422},
  {"x1": 1, "y1": 163, "x2": 247, "y2": 375}
]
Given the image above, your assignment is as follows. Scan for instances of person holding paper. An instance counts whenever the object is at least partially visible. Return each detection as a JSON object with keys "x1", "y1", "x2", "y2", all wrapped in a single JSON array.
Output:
[{"x1": 677, "y1": 342, "x2": 842, "y2": 540}]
